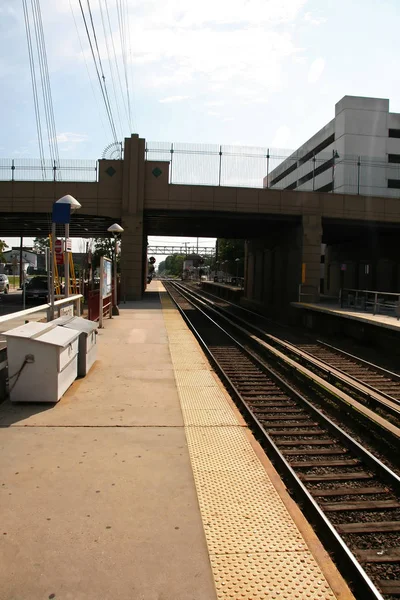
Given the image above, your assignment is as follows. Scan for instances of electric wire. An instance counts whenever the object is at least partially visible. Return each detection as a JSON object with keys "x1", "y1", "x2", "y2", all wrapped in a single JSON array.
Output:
[
  {"x1": 77, "y1": 0, "x2": 118, "y2": 144},
  {"x1": 116, "y1": 0, "x2": 132, "y2": 131},
  {"x1": 22, "y1": 0, "x2": 46, "y2": 179},
  {"x1": 69, "y1": 0, "x2": 108, "y2": 139},
  {"x1": 85, "y1": 0, "x2": 118, "y2": 144},
  {"x1": 104, "y1": 0, "x2": 131, "y2": 132},
  {"x1": 98, "y1": 0, "x2": 124, "y2": 140},
  {"x1": 30, "y1": 0, "x2": 61, "y2": 178}
]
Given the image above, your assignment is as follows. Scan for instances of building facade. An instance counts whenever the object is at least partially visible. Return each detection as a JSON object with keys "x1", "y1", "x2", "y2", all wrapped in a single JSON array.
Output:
[{"x1": 265, "y1": 96, "x2": 400, "y2": 197}]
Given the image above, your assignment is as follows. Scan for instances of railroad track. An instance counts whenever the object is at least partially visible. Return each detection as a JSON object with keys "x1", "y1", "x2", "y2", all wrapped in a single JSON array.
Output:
[
  {"x1": 297, "y1": 341, "x2": 400, "y2": 401},
  {"x1": 179, "y1": 282, "x2": 400, "y2": 436},
  {"x1": 165, "y1": 281, "x2": 400, "y2": 600}
]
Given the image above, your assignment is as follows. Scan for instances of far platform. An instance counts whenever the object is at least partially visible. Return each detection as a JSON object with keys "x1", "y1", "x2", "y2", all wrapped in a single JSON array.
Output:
[{"x1": 292, "y1": 301, "x2": 400, "y2": 355}]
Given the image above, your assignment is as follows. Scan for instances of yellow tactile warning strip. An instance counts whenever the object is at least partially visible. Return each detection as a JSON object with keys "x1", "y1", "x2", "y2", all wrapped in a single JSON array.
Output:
[{"x1": 159, "y1": 291, "x2": 354, "y2": 600}]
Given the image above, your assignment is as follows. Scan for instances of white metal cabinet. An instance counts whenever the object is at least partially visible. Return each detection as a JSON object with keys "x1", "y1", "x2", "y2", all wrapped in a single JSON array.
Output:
[
  {"x1": 4, "y1": 322, "x2": 79, "y2": 403},
  {"x1": 53, "y1": 316, "x2": 98, "y2": 377}
]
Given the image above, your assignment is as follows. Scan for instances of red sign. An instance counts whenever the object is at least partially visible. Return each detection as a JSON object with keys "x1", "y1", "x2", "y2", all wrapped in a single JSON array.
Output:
[
  {"x1": 55, "y1": 239, "x2": 63, "y2": 254},
  {"x1": 56, "y1": 253, "x2": 64, "y2": 265}
]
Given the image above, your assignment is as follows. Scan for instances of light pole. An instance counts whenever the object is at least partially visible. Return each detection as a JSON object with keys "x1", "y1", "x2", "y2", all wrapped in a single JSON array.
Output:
[
  {"x1": 107, "y1": 223, "x2": 124, "y2": 315},
  {"x1": 55, "y1": 195, "x2": 81, "y2": 298}
]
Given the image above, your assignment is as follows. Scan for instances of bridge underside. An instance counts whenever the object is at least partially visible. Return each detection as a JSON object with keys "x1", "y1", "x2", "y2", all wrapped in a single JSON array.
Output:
[
  {"x1": 144, "y1": 210, "x2": 299, "y2": 238},
  {"x1": 0, "y1": 212, "x2": 117, "y2": 238}
]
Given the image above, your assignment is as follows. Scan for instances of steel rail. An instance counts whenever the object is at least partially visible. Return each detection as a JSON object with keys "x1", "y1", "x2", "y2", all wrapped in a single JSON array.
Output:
[{"x1": 165, "y1": 281, "x2": 392, "y2": 600}]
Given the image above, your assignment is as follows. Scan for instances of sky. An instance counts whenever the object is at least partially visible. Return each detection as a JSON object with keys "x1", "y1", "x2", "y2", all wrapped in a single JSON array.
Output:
[{"x1": 1, "y1": 0, "x2": 400, "y2": 261}]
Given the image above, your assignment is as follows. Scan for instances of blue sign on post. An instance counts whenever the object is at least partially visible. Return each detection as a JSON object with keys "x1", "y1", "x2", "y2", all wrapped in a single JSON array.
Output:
[{"x1": 52, "y1": 203, "x2": 71, "y2": 224}]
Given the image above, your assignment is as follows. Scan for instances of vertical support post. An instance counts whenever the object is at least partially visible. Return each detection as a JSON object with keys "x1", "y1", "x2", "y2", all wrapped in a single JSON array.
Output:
[
  {"x1": 113, "y1": 236, "x2": 118, "y2": 311},
  {"x1": 312, "y1": 155, "x2": 316, "y2": 191},
  {"x1": 75, "y1": 296, "x2": 81, "y2": 317},
  {"x1": 357, "y1": 156, "x2": 361, "y2": 195},
  {"x1": 373, "y1": 292, "x2": 377, "y2": 315},
  {"x1": 53, "y1": 161, "x2": 56, "y2": 182},
  {"x1": 332, "y1": 149, "x2": 335, "y2": 192},
  {"x1": 64, "y1": 223, "x2": 70, "y2": 297},
  {"x1": 170, "y1": 143, "x2": 174, "y2": 184},
  {"x1": 19, "y1": 237, "x2": 23, "y2": 292},
  {"x1": 50, "y1": 222, "x2": 56, "y2": 320},
  {"x1": 46, "y1": 247, "x2": 51, "y2": 307},
  {"x1": 11, "y1": 159, "x2": 15, "y2": 181},
  {"x1": 218, "y1": 145, "x2": 222, "y2": 186},
  {"x1": 266, "y1": 149, "x2": 270, "y2": 188},
  {"x1": 99, "y1": 256, "x2": 104, "y2": 329}
]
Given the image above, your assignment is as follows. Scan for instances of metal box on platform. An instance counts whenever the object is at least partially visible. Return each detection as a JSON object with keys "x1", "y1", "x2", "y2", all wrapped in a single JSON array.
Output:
[
  {"x1": 53, "y1": 316, "x2": 98, "y2": 377},
  {"x1": 4, "y1": 322, "x2": 79, "y2": 403}
]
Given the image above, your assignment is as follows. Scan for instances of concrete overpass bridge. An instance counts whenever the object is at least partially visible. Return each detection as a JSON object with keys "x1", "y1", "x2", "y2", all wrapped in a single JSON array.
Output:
[{"x1": 1, "y1": 134, "x2": 400, "y2": 314}]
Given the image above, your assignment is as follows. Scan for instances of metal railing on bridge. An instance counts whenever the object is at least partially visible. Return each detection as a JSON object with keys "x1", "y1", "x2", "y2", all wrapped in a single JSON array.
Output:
[
  {"x1": 2, "y1": 142, "x2": 400, "y2": 197},
  {"x1": 0, "y1": 158, "x2": 98, "y2": 182},
  {"x1": 147, "y1": 246, "x2": 215, "y2": 256}
]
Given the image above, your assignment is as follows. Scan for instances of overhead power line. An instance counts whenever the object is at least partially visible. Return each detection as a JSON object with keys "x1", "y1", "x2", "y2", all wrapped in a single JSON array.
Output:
[
  {"x1": 78, "y1": 0, "x2": 119, "y2": 145},
  {"x1": 116, "y1": 0, "x2": 132, "y2": 131},
  {"x1": 103, "y1": 0, "x2": 132, "y2": 132},
  {"x1": 30, "y1": 0, "x2": 60, "y2": 174},
  {"x1": 69, "y1": 0, "x2": 108, "y2": 138},
  {"x1": 22, "y1": 0, "x2": 46, "y2": 178}
]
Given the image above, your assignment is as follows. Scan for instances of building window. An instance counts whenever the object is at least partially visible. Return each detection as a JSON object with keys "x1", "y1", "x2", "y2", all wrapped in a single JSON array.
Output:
[
  {"x1": 388, "y1": 154, "x2": 400, "y2": 163},
  {"x1": 298, "y1": 133, "x2": 335, "y2": 166},
  {"x1": 284, "y1": 181, "x2": 298, "y2": 190},
  {"x1": 388, "y1": 179, "x2": 400, "y2": 189},
  {"x1": 316, "y1": 182, "x2": 334, "y2": 193},
  {"x1": 389, "y1": 129, "x2": 400, "y2": 138},
  {"x1": 269, "y1": 161, "x2": 297, "y2": 187}
]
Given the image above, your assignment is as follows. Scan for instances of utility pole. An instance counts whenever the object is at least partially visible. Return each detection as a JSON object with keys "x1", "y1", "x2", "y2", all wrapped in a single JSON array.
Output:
[{"x1": 19, "y1": 237, "x2": 23, "y2": 290}]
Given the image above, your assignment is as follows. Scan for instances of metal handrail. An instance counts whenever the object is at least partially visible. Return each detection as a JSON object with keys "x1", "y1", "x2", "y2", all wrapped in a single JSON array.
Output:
[
  {"x1": 0, "y1": 294, "x2": 83, "y2": 325},
  {"x1": 341, "y1": 288, "x2": 400, "y2": 319}
]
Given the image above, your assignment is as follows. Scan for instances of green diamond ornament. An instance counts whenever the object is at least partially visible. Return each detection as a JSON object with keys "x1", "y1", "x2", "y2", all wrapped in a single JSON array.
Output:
[{"x1": 152, "y1": 167, "x2": 162, "y2": 178}]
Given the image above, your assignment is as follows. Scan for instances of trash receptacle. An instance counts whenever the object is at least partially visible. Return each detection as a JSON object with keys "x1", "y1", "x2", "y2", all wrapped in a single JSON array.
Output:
[
  {"x1": 4, "y1": 321, "x2": 79, "y2": 403},
  {"x1": 53, "y1": 316, "x2": 98, "y2": 377}
]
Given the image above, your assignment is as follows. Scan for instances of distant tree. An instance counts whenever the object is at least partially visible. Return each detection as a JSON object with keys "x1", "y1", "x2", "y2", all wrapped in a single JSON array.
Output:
[
  {"x1": 33, "y1": 237, "x2": 50, "y2": 253},
  {"x1": 164, "y1": 254, "x2": 185, "y2": 277},
  {"x1": 92, "y1": 236, "x2": 121, "y2": 271},
  {"x1": 217, "y1": 239, "x2": 245, "y2": 262},
  {"x1": 157, "y1": 260, "x2": 166, "y2": 274},
  {"x1": 216, "y1": 239, "x2": 245, "y2": 277},
  {"x1": 0, "y1": 240, "x2": 8, "y2": 261}
]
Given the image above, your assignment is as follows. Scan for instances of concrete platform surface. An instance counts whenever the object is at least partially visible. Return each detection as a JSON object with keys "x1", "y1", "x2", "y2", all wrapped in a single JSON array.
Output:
[
  {"x1": 0, "y1": 290, "x2": 217, "y2": 600},
  {"x1": 293, "y1": 301, "x2": 400, "y2": 332},
  {"x1": 0, "y1": 282, "x2": 354, "y2": 600}
]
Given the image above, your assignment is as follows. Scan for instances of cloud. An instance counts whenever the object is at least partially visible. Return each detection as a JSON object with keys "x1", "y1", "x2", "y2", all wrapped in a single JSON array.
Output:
[
  {"x1": 54, "y1": 0, "x2": 307, "y2": 105},
  {"x1": 159, "y1": 95, "x2": 190, "y2": 103},
  {"x1": 303, "y1": 12, "x2": 327, "y2": 26},
  {"x1": 271, "y1": 125, "x2": 291, "y2": 149},
  {"x1": 56, "y1": 132, "x2": 88, "y2": 144},
  {"x1": 308, "y1": 58, "x2": 325, "y2": 83}
]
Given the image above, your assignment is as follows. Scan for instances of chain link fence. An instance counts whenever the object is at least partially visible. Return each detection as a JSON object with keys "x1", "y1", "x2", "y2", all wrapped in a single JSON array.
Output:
[
  {"x1": 1, "y1": 143, "x2": 400, "y2": 197},
  {"x1": 146, "y1": 142, "x2": 400, "y2": 196},
  {"x1": 0, "y1": 158, "x2": 98, "y2": 182}
]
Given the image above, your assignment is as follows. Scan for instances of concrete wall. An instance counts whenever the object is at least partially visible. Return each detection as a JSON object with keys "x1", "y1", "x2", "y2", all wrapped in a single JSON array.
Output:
[
  {"x1": 243, "y1": 215, "x2": 322, "y2": 316},
  {"x1": 265, "y1": 95, "x2": 400, "y2": 197},
  {"x1": 325, "y1": 235, "x2": 400, "y2": 296}
]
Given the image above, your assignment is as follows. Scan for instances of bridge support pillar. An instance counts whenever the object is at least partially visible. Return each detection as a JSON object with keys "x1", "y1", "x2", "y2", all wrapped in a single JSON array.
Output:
[
  {"x1": 299, "y1": 215, "x2": 322, "y2": 303},
  {"x1": 120, "y1": 134, "x2": 146, "y2": 300}
]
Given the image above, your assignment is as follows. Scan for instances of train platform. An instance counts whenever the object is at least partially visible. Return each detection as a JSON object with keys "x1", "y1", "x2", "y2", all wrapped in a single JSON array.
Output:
[
  {"x1": 292, "y1": 301, "x2": 400, "y2": 332},
  {"x1": 0, "y1": 281, "x2": 354, "y2": 600}
]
